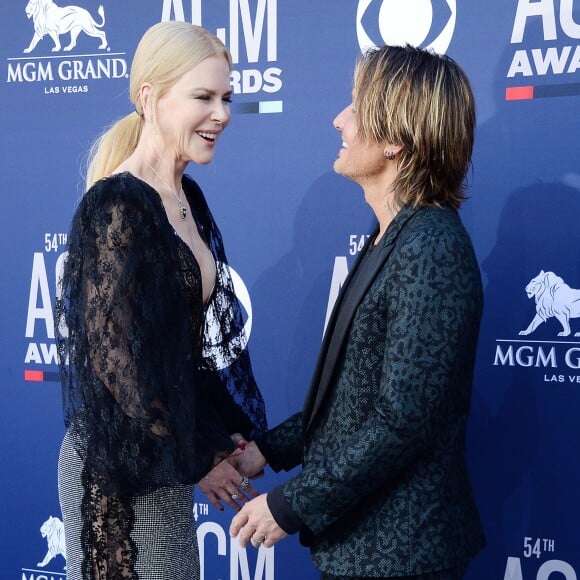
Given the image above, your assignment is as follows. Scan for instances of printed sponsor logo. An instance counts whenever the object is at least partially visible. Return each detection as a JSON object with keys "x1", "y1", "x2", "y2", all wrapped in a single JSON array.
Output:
[
  {"x1": 505, "y1": 0, "x2": 579, "y2": 101},
  {"x1": 161, "y1": 0, "x2": 283, "y2": 114},
  {"x1": 356, "y1": 0, "x2": 456, "y2": 54},
  {"x1": 493, "y1": 270, "x2": 580, "y2": 383},
  {"x1": 21, "y1": 515, "x2": 67, "y2": 580},
  {"x1": 36, "y1": 516, "x2": 66, "y2": 570},
  {"x1": 197, "y1": 521, "x2": 275, "y2": 580},
  {"x1": 518, "y1": 270, "x2": 580, "y2": 338},
  {"x1": 6, "y1": 1, "x2": 128, "y2": 95},
  {"x1": 24, "y1": 237, "x2": 67, "y2": 382},
  {"x1": 22, "y1": 0, "x2": 108, "y2": 54},
  {"x1": 503, "y1": 536, "x2": 577, "y2": 580},
  {"x1": 504, "y1": 557, "x2": 577, "y2": 579}
]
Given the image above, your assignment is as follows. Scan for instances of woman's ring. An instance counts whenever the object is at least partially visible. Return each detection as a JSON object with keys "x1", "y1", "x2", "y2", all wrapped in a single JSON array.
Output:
[
  {"x1": 238, "y1": 476, "x2": 251, "y2": 490},
  {"x1": 231, "y1": 492, "x2": 239, "y2": 500},
  {"x1": 252, "y1": 534, "x2": 266, "y2": 544}
]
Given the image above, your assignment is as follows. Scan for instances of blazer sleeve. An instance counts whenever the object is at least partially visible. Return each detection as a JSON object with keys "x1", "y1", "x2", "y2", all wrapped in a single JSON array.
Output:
[
  {"x1": 277, "y1": 217, "x2": 483, "y2": 535},
  {"x1": 252, "y1": 412, "x2": 305, "y2": 534},
  {"x1": 254, "y1": 412, "x2": 304, "y2": 472}
]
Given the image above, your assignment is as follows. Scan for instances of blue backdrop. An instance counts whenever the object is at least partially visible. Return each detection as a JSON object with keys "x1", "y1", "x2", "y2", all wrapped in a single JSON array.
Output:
[{"x1": 2, "y1": 1, "x2": 579, "y2": 579}]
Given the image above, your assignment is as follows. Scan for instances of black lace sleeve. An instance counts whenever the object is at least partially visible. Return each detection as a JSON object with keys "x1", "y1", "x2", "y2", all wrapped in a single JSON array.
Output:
[{"x1": 58, "y1": 176, "x2": 212, "y2": 492}]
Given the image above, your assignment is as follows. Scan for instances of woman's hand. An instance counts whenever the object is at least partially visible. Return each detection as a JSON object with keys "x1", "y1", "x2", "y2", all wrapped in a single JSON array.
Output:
[
  {"x1": 197, "y1": 459, "x2": 259, "y2": 512},
  {"x1": 228, "y1": 440, "x2": 267, "y2": 479}
]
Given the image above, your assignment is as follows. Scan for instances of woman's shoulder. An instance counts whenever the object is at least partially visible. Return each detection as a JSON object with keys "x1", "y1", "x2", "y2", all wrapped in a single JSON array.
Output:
[
  {"x1": 71, "y1": 173, "x2": 168, "y2": 241},
  {"x1": 84, "y1": 171, "x2": 148, "y2": 203},
  {"x1": 79, "y1": 172, "x2": 163, "y2": 217}
]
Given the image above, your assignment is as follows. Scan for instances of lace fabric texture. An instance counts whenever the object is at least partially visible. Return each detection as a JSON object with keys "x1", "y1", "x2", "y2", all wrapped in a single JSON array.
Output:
[{"x1": 56, "y1": 173, "x2": 266, "y2": 578}]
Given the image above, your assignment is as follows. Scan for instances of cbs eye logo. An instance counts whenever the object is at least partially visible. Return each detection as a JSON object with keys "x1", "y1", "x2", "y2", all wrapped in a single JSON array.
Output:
[{"x1": 356, "y1": 0, "x2": 456, "y2": 54}]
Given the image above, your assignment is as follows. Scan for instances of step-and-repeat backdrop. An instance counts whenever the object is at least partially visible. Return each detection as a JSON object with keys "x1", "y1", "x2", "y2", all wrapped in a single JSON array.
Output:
[{"x1": 2, "y1": 1, "x2": 579, "y2": 579}]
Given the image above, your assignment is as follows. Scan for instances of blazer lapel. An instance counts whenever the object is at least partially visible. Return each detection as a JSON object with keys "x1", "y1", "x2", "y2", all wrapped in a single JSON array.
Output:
[
  {"x1": 301, "y1": 230, "x2": 373, "y2": 426},
  {"x1": 304, "y1": 205, "x2": 419, "y2": 432}
]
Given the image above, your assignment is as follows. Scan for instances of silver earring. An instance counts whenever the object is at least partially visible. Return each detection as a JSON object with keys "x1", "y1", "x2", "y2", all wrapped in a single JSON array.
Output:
[{"x1": 384, "y1": 151, "x2": 396, "y2": 160}]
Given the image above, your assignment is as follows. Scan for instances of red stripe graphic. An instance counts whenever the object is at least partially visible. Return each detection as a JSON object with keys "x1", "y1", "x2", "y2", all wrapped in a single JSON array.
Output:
[
  {"x1": 24, "y1": 370, "x2": 44, "y2": 381},
  {"x1": 506, "y1": 86, "x2": 534, "y2": 100}
]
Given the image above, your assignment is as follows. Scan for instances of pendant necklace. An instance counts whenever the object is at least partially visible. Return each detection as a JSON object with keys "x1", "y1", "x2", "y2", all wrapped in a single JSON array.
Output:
[{"x1": 137, "y1": 152, "x2": 187, "y2": 220}]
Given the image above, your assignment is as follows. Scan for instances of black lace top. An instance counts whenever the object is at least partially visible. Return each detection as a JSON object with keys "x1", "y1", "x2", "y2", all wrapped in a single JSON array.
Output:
[{"x1": 56, "y1": 172, "x2": 266, "y2": 578}]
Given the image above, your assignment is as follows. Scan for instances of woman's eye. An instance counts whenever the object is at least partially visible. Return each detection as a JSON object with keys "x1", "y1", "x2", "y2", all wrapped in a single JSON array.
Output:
[{"x1": 223, "y1": 96, "x2": 233, "y2": 103}]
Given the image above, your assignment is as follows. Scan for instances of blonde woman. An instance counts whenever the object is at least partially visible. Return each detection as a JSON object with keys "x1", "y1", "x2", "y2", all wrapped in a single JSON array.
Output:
[{"x1": 56, "y1": 22, "x2": 266, "y2": 579}]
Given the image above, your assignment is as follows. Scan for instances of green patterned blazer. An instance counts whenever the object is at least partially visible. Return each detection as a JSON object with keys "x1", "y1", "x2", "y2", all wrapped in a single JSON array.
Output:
[{"x1": 258, "y1": 204, "x2": 486, "y2": 577}]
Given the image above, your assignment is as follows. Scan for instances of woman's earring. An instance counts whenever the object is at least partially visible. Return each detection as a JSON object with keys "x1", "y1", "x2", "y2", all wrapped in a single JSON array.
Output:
[{"x1": 384, "y1": 151, "x2": 396, "y2": 160}]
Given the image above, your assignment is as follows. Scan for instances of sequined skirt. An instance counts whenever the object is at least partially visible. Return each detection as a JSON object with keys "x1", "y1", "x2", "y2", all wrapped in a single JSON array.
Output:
[{"x1": 58, "y1": 430, "x2": 200, "y2": 579}]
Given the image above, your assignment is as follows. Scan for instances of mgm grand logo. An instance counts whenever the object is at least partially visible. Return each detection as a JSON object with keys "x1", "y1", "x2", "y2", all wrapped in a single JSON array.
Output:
[
  {"x1": 23, "y1": 0, "x2": 108, "y2": 54},
  {"x1": 7, "y1": 0, "x2": 127, "y2": 87},
  {"x1": 494, "y1": 271, "x2": 580, "y2": 379}
]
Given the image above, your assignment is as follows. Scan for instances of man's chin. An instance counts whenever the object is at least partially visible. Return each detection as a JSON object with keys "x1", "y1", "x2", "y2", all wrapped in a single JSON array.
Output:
[{"x1": 332, "y1": 159, "x2": 343, "y2": 176}]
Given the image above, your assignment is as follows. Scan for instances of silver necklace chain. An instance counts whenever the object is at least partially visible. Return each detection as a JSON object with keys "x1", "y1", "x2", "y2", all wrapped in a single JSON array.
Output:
[{"x1": 136, "y1": 152, "x2": 187, "y2": 220}]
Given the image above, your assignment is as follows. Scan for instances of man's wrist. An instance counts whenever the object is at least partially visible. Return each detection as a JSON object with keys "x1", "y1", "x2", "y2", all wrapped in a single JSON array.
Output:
[{"x1": 267, "y1": 485, "x2": 303, "y2": 534}]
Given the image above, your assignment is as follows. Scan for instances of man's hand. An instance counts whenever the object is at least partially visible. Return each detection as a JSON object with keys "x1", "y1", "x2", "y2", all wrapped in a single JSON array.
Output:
[{"x1": 230, "y1": 494, "x2": 288, "y2": 549}]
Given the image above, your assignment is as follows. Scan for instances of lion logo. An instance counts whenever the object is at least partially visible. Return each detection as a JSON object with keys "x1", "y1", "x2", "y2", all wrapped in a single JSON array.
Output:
[
  {"x1": 23, "y1": 0, "x2": 108, "y2": 54},
  {"x1": 37, "y1": 515, "x2": 67, "y2": 569},
  {"x1": 519, "y1": 270, "x2": 580, "y2": 337}
]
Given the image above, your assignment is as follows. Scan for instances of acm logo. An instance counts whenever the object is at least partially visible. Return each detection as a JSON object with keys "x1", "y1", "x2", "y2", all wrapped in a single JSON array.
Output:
[
  {"x1": 161, "y1": 0, "x2": 282, "y2": 103},
  {"x1": 356, "y1": 0, "x2": 456, "y2": 54}
]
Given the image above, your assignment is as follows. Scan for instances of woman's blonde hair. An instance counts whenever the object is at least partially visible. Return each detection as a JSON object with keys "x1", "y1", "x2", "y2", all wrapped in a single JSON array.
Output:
[
  {"x1": 353, "y1": 45, "x2": 476, "y2": 209},
  {"x1": 85, "y1": 21, "x2": 232, "y2": 189}
]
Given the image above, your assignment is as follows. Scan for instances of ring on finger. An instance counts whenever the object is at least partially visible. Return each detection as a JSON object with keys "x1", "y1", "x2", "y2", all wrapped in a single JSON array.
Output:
[
  {"x1": 238, "y1": 476, "x2": 251, "y2": 490},
  {"x1": 231, "y1": 492, "x2": 240, "y2": 500},
  {"x1": 252, "y1": 534, "x2": 266, "y2": 544}
]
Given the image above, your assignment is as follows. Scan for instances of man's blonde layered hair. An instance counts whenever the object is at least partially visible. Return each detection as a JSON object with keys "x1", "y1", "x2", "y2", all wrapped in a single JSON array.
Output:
[{"x1": 353, "y1": 45, "x2": 476, "y2": 209}]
